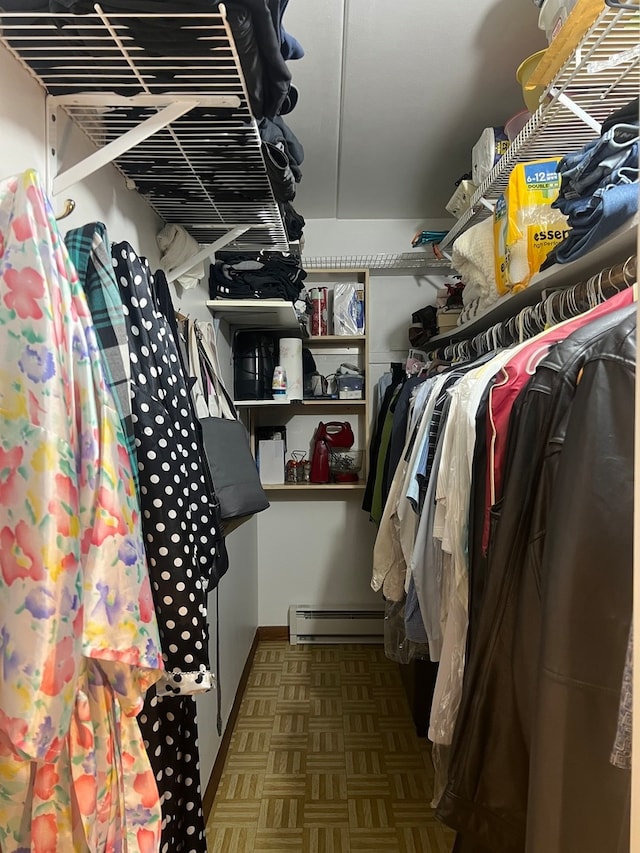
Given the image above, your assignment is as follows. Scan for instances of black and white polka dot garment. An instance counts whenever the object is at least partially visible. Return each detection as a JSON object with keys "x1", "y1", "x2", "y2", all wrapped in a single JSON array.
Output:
[
  {"x1": 113, "y1": 242, "x2": 217, "y2": 692},
  {"x1": 113, "y1": 243, "x2": 215, "y2": 851},
  {"x1": 138, "y1": 691, "x2": 206, "y2": 853}
]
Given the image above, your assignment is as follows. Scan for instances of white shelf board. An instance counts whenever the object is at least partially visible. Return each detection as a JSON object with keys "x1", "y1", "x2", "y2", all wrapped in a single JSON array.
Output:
[
  {"x1": 429, "y1": 213, "x2": 639, "y2": 348},
  {"x1": 207, "y1": 299, "x2": 300, "y2": 330}
]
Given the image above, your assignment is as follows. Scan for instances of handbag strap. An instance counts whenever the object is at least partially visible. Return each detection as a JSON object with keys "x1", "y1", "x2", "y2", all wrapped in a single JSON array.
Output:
[
  {"x1": 193, "y1": 320, "x2": 238, "y2": 421},
  {"x1": 188, "y1": 319, "x2": 217, "y2": 419}
]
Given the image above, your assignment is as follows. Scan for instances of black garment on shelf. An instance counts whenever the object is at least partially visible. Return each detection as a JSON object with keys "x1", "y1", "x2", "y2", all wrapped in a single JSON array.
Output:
[
  {"x1": 209, "y1": 251, "x2": 306, "y2": 302},
  {"x1": 2, "y1": 0, "x2": 295, "y2": 119},
  {"x1": 281, "y1": 200, "x2": 305, "y2": 241},
  {"x1": 260, "y1": 115, "x2": 304, "y2": 181},
  {"x1": 600, "y1": 95, "x2": 639, "y2": 134},
  {"x1": 262, "y1": 141, "x2": 297, "y2": 201},
  {"x1": 225, "y1": 0, "x2": 292, "y2": 119},
  {"x1": 409, "y1": 304, "x2": 438, "y2": 348},
  {"x1": 438, "y1": 304, "x2": 636, "y2": 853}
]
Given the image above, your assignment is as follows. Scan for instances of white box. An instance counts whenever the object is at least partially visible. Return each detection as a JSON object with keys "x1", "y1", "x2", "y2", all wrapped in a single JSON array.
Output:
[
  {"x1": 445, "y1": 179, "x2": 478, "y2": 218},
  {"x1": 258, "y1": 439, "x2": 285, "y2": 484}
]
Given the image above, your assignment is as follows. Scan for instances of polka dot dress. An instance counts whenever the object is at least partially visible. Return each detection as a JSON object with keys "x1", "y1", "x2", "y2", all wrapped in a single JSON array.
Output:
[{"x1": 113, "y1": 242, "x2": 218, "y2": 851}]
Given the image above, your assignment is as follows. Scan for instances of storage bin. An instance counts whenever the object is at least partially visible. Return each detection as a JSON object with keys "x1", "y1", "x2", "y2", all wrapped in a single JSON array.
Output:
[
  {"x1": 538, "y1": 0, "x2": 578, "y2": 43},
  {"x1": 505, "y1": 110, "x2": 532, "y2": 142},
  {"x1": 516, "y1": 49, "x2": 547, "y2": 112},
  {"x1": 437, "y1": 309, "x2": 462, "y2": 333},
  {"x1": 445, "y1": 180, "x2": 478, "y2": 219}
]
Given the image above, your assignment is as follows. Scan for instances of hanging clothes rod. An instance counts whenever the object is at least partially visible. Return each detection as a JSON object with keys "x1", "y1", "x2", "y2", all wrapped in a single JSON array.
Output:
[{"x1": 429, "y1": 256, "x2": 637, "y2": 363}]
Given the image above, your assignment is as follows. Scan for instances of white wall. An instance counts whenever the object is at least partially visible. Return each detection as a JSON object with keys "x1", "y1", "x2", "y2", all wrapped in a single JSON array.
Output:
[
  {"x1": 301, "y1": 216, "x2": 453, "y2": 257},
  {"x1": 257, "y1": 248, "x2": 445, "y2": 626}
]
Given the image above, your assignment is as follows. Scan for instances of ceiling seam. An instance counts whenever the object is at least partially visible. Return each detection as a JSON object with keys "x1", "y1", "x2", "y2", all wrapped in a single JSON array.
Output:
[{"x1": 335, "y1": 0, "x2": 349, "y2": 219}]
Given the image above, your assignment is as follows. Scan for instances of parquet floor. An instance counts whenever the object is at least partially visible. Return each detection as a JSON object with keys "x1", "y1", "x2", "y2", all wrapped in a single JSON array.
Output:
[{"x1": 206, "y1": 641, "x2": 455, "y2": 853}]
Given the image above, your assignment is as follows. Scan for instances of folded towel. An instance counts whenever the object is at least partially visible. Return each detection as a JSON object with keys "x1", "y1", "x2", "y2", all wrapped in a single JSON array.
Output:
[
  {"x1": 156, "y1": 223, "x2": 205, "y2": 290},
  {"x1": 452, "y1": 217, "x2": 498, "y2": 305}
]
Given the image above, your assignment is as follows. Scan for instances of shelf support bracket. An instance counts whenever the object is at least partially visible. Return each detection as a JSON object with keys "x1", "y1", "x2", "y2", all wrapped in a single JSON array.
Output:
[
  {"x1": 549, "y1": 88, "x2": 602, "y2": 134},
  {"x1": 479, "y1": 198, "x2": 496, "y2": 212},
  {"x1": 165, "y1": 227, "x2": 250, "y2": 283},
  {"x1": 48, "y1": 97, "x2": 200, "y2": 196}
]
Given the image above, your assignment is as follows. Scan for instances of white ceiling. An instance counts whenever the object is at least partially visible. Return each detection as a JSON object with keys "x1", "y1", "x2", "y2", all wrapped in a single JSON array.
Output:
[{"x1": 283, "y1": 0, "x2": 547, "y2": 220}]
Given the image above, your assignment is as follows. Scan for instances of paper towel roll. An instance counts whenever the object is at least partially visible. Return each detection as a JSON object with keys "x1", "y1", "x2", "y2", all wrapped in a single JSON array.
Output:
[{"x1": 279, "y1": 337, "x2": 303, "y2": 401}]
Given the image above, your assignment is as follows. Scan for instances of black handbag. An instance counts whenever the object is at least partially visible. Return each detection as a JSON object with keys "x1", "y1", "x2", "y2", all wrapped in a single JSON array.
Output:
[{"x1": 189, "y1": 321, "x2": 269, "y2": 532}]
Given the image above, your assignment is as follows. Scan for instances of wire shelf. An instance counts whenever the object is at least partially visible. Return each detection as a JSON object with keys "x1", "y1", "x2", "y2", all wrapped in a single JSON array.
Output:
[
  {"x1": 301, "y1": 253, "x2": 452, "y2": 271},
  {"x1": 0, "y1": 8, "x2": 290, "y2": 252},
  {"x1": 439, "y1": 4, "x2": 640, "y2": 250}
]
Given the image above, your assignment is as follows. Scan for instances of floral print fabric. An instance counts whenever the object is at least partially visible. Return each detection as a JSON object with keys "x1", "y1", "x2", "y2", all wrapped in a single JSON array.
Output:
[{"x1": 0, "y1": 170, "x2": 164, "y2": 852}]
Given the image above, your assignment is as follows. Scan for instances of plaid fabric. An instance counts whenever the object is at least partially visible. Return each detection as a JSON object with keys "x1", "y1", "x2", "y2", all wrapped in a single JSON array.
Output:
[{"x1": 65, "y1": 222, "x2": 138, "y2": 488}]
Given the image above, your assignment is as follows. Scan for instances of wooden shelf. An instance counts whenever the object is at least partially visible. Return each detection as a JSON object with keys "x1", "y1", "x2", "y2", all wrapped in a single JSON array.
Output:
[
  {"x1": 235, "y1": 399, "x2": 366, "y2": 408},
  {"x1": 303, "y1": 335, "x2": 366, "y2": 345},
  {"x1": 207, "y1": 300, "x2": 300, "y2": 331},
  {"x1": 263, "y1": 482, "x2": 366, "y2": 491}
]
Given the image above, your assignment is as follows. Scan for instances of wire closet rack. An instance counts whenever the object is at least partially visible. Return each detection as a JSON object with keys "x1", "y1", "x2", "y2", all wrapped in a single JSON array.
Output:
[
  {"x1": 0, "y1": 4, "x2": 290, "y2": 253},
  {"x1": 439, "y1": 1, "x2": 640, "y2": 251},
  {"x1": 301, "y1": 253, "x2": 453, "y2": 272}
]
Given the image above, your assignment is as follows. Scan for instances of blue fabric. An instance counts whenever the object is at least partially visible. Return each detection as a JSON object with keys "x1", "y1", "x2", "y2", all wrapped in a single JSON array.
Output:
[
  {"x1": 405, "y1": 575, "x2": 429, "y2": 644},
  {"x1": 555, "y1": 182, "x2": 639, "y2": 264},
  {"x1": 557, "y1": 123, "x2": 638, "y2": 197},
  {"x1": 281, "y1": 29, "x2": 304, "y2": 59}
]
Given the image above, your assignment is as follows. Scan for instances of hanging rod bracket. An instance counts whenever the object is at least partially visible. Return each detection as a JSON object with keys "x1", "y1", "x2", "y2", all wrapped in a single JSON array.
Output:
[
  {"x1": 549, "y1": 88, "x2": 602, "y2": 134},
  {"x1": 165, "y1": 226, "x2": 250, "y2": 284}
]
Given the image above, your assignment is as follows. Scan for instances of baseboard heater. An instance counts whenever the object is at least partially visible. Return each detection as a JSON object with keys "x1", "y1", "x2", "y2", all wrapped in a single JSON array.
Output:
[{"x1": 288, "y1": 604, "x2": 385, "y2": 645}]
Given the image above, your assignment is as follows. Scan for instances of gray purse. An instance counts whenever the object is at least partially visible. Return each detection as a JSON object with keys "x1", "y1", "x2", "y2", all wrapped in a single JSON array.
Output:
[{"x1": 190, "y1": 321, "x2": 269, "y2": 532}]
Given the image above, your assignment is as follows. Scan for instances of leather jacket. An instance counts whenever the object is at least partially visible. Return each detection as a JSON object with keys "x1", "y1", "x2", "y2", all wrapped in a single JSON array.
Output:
[{"x1": 438, "y1": 301, "x2": 635, "y2": 853}]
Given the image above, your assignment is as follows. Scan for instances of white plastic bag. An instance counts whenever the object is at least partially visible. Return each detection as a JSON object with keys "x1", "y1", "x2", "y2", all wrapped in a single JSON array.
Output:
[{"x1": 333, "y1": 283, "x2": 365, "y2": 335}]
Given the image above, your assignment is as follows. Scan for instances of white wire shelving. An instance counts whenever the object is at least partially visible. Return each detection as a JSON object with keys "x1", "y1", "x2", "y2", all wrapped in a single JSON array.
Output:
[
  {"x1": 439, "y1": 2, "x2": 640, "y2": 251},
  {"x1": 0, "y1": 5, "x2": 290, "y2": 253},
  {"x1": 301, "y1": 253, "x2": 452, "y2": 272}
]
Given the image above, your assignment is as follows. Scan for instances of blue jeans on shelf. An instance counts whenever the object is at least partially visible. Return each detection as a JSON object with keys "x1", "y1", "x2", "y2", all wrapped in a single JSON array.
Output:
[
  {"x1": 558, "y1": 124, "x2": 639, "y2": 199},
  {"x1": 554, "y1": 182, "x2": 639, "y2": 264}
]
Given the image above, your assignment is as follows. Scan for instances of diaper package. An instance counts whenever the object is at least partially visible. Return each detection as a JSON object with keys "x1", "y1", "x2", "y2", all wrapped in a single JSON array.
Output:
[{"x1": 494, "y1": 157, "x2": 569, "y2": 294}]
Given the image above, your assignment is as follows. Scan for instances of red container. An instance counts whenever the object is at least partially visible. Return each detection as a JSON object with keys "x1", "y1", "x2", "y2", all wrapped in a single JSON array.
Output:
[{"x1": 310, "y1": 287, "x2": 328, "y2": 336}]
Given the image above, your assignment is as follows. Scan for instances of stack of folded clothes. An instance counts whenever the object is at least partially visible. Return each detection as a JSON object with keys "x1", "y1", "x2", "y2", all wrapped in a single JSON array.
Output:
[
  {"x1": 544, "y1": 98, "x2": 639, "y2": 267},
  {"x1": 209, "y1": 251, "x2": 307, "y2": 301}
]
